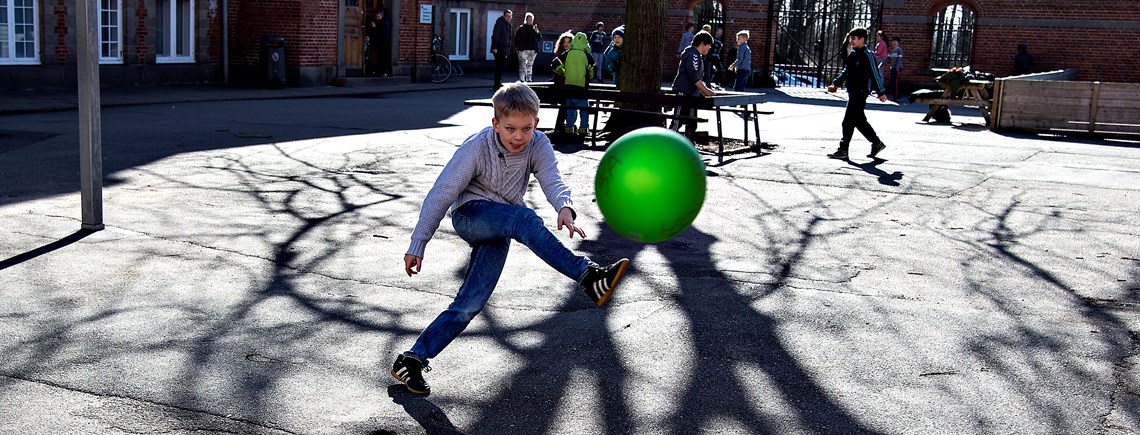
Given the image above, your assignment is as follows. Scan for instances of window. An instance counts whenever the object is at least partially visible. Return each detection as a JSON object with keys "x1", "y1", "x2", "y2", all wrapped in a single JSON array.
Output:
[
  {"x1": 156, "y1": 0, "x2": 193, "y2": 63},
  {"x1": 930, "y1": 3, "x2": 976, "y2": 68},
  {"x1": 448, "y1": 9, "x2": 469, "y2": 60},
  {"x1": 1, "y1": 0, "x2": 40, "y2": 64},
  {"x1": 100, "y1": 0, "x2": 122, "y2": 63}
]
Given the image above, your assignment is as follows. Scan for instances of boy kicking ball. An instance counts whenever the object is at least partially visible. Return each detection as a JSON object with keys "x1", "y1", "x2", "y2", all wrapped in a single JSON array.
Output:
[{"x1": 393, "y1": 83, "x2": 630, "y2": 395}]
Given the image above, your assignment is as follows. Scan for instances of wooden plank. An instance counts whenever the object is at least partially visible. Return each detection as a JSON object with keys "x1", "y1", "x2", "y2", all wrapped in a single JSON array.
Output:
[
  {"x1": 1094, "y1": 98, "x2": 1140, "y2": 109},
  {"x1": 999, "y1": 110, "x2": 1088, "y2": 121},
  {"x1": 912, "y1": 98, "x2": 987, "y2": 106},
  {"x1": 998, "y1": 104, "x2": 1089, "y2": 119},
  {"x1": 1095, "y1": 124, "x2": 1140, "y2": 133},
  {"x1": 1096, "y1": 108, "x2": 1140, "y2": 124},
  {"x1": 1099, "y1": 82, "x2": 1140, "y2": 91},
  {"x1": 1009, "y1": 120, "x2": 1090, "y2": 131},
  {"x1": 1003, "y1": 89, "x2": 1092, "y2": 102},
  {"x1": 1002, "y1": 68, "x2": 1079, "y2": 81},
  {"x1": 1002, "y1": 113, "x2": 1091, "y2": 126},
  {"x1": 1005, "y1": 80, "x2": 1100, "y2": 92},
  {"x1": 1089, "y1": 82, "x2": 1101, "y2": 133},
  {"x1": 1018, "y1": 87, "x2": 1095, "y2": 99},
  {"x1": 1096, "y1": 87, "x2": 1140, "y2": 100},
  {"x1": 991, "y1": 79, "x2": 1004, "y2": 130},
  {"x1": 999, "y1": 95, "x2": 1093, "y2": 106},
  {"x1": 999, "y1": 105, "x2": 1089, "y2": 117}
]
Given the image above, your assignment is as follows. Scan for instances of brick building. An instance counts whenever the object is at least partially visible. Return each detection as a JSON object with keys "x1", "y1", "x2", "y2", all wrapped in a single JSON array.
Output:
[{"x1": 2, "y1": 0, "x2": 1137, "y2": 90}]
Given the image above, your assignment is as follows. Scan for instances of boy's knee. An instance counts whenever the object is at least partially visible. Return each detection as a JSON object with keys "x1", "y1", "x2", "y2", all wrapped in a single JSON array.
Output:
[
  {"x1": 515, "y1": 208, "x2": 543, "y2": 229},
  {"x1": 449, "y1": 306, "x2": 483, "y2": 322}
]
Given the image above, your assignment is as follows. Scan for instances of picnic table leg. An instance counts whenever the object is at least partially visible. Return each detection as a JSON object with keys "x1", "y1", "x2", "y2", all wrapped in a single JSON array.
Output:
[
  {"x1": 591, "y1": 103, "x2": 599, "y2": 147},
  {"x1": 743, "y1": 106, "x2": 750, "y2": 146},
  {"x1": 716, "y1": 108, "x2": 724, "y2": 164},
  {"x1": 922, "y1": 105, "x2": 939, "y2": 122},
  {"x1": 751, "y1": 103, "x2": 762, "y2": 148}
]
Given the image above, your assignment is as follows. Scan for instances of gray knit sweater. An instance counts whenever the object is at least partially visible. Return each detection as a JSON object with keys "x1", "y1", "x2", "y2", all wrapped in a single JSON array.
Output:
[{"x1": 407, "y1": 127, "x2": 574, "y2": 258}]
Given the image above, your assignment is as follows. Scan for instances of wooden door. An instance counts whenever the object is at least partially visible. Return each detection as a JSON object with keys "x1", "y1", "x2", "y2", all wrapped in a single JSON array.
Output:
[{"x1": 344, "y1": 0, "x2": 365, "y2": 74}]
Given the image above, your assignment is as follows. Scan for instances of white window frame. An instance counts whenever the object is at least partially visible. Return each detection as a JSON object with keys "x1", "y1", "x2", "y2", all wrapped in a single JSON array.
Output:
[
  {"x1": 99, "y1": 0, "x2": 123, "y2": 64},
  {"x1": 1, "y1": 0, "x2": 41, "y2": 65},
  {"x1": 448, "y1": 8, "x2": 470, "y2": 61},
  {"x1": 484, "y1": 10, "x2": 497, "y2": 60},
  {"x1": 155, "y1": 0, "x2": 194, "y2": 63}
]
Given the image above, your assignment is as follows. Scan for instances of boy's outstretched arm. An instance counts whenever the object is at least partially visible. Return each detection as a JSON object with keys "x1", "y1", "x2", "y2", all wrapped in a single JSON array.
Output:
[{"x1": 557, "y1": 207, "x2": 586, "y2": 239}]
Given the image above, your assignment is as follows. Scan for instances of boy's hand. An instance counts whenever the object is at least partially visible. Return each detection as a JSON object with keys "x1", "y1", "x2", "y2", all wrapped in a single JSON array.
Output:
[
  {"x1": 404, "y1": 254, "x2": 423, "y2": 277},
  {"x1": 878, "y1": 94, "x2": 888, "y2": 102},
  {"x1": 557, "y1": 207, "x2": 587, "y2": 239},
  {"x1": 827, "y1": 85, "x2": 837, "y2": 93}
]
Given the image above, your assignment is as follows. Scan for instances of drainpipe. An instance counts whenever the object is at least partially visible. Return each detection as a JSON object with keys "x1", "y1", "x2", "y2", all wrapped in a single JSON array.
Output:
[
  {"x1": 764, "y1": 0, "x2": 775, "y2": 78},
  {"x1": 223, "y1": 0, "x2": 229, "y2": 84}
]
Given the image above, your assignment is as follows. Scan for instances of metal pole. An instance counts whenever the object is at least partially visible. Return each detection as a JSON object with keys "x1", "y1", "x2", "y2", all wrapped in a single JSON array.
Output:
[
  {"x1": 77, "y1": 0, "x2": 104, "y2": 231},
  {"x1": 223, "y1": 0, "x2": 230, "y2": 84},
  {"x1": 764, "y1": 0, "x2": 777, "y2": 77}
]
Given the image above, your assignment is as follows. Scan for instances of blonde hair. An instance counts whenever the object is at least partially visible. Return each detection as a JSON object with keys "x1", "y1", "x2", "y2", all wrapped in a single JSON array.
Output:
[
  {"x1": 736, "y1": 30, "x2": 750, "y2": 40},
  {"x1": 525, "y1": 12, "x2": 534, "y2": 20},
  {"x1": 492, "y1": 83, "x2": 540, "y2": 119}
]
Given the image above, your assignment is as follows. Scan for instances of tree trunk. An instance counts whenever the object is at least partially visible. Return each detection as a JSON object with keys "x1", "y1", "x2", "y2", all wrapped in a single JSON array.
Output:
[{"x1": 602, "y1": 0, "x2": 669, "y2": 138}]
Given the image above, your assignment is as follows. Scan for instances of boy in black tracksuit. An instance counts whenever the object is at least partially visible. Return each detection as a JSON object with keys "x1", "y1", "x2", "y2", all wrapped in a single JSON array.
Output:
[{"x1": 827, "y1": 27, "x2": 888, "y2": 160}]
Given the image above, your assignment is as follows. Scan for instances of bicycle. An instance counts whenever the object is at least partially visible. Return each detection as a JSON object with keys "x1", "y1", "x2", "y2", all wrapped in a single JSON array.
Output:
[{"x1": 430, "y1": 34, "x2": 453, "y2": 83}]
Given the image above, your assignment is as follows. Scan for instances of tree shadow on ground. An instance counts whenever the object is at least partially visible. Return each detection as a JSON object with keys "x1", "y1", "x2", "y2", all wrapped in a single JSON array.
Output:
[{"x1": 452, "y1": 221, "x2": 881, "y2": 433}]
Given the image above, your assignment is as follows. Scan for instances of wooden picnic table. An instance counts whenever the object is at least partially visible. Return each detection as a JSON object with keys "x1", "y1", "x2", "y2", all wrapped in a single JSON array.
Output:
[
  {"x1": 913, "y1": 79, "x2": 993, "y2": 125},
  {"x1": 467, "y1": 83, "x2": 769, "y2": 163}
]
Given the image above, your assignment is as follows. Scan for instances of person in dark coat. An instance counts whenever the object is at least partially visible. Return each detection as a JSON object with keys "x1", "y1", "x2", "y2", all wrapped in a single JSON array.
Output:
[
  {"x1": 669, "y1": 30, "x2": 717, "y2": 135},
  {"x1": 365, "y1": 9, "x2": 391, "y2": 76},
  {"x1": 1013, "y1": 43, "x2": 1034, "y2": 76},
  {"x1": 491, "y1": 10, "x2": 514, "y2": 90}
]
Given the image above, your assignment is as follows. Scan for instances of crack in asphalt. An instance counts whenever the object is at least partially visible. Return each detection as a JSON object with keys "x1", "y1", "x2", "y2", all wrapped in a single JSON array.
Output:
[
  {"x1": 1103, "y1": 332, "x2": 1140, "y2": 432},
  {"x1": 0, "y1": 373, "x2": 298, "y2": 434}
]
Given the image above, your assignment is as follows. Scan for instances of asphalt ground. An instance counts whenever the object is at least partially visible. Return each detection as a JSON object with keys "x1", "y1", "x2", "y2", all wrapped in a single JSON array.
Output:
[{"x1": 2, "y1": 76, "x2": 1139, "y2": 434}]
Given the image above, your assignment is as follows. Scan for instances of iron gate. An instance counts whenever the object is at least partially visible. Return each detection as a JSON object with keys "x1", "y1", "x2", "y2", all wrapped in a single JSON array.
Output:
[
  {"x1": 771, "y1": 0, "x2": 882, "y2": 88},
  {"x1": 694, "y1": 0, "x2": 726, "y2": 31}
]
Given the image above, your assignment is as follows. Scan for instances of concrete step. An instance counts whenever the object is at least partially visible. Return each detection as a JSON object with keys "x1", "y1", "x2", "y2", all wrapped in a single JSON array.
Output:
[{"x1": 333, "y1": 76, "x2": 401, "y2": 87}]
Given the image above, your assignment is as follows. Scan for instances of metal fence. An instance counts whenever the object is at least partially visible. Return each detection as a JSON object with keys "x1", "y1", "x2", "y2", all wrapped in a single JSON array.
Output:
[
  {"x1": 929, "y1": 3, "x2": 976, "y2": 69},
  {"x1": 772, "y1": 0, "x2": 882, "y2": 88}
]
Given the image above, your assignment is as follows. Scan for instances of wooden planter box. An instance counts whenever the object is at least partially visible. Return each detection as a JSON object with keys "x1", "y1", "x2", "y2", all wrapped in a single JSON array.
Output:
[{"x1": 991, "y1": 69, "x2": 1140, "y2": 138}]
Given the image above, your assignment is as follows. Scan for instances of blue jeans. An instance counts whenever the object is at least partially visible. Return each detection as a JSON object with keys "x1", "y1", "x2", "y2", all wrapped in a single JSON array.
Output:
[
  {"x1": 409, "y1": 200, "x2": 592, "y2": 361},
  {"x1": 733, "y1": 69, "x2": 750, "y2": 92},
  {"x1": 592, "y1": 52, "x2": 604, "y2": 80},
  {"x1": 566, "y1": 98, "x2": 589, "y2": 129}
]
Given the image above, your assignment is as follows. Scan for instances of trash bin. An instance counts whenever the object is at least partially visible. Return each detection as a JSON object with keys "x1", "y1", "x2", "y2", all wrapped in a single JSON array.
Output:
[{"x1": 260, "y1": 35, "x2": 286, "y2": 88}]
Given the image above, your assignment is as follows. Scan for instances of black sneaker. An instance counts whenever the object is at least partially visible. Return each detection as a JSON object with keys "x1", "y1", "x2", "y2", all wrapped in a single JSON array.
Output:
[
  {"x1": 391, "y1": 354, "x2": 431, "y2": 395},
  {"x1": 868, "y1": 142, "x2": 886, "y2": 158},
  {"x1": 827, "y1": 150, "x2": 849, "y2": 160},
  {"x1": 581, "y1": 258, "x2": 630, "y2": 307}
]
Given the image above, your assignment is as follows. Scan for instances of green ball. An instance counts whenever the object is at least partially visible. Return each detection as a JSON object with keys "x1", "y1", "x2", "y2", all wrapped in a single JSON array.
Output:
[{"x1": 595, "y1": 127, "x2": 707, "y2": 243}]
